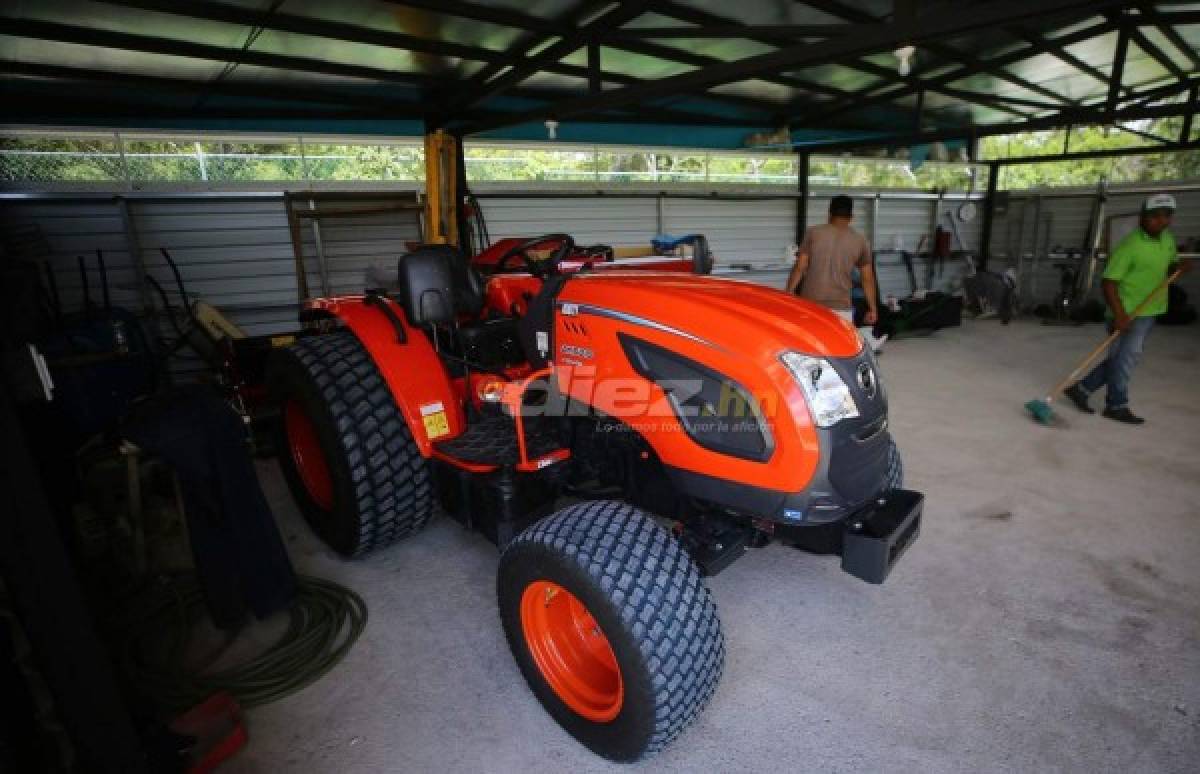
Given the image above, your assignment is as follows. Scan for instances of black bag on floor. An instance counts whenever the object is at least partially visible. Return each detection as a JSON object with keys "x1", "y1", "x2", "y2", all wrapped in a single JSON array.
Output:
[{"x1": 876, "y1": 292, "x2": 963, "y2": 337}]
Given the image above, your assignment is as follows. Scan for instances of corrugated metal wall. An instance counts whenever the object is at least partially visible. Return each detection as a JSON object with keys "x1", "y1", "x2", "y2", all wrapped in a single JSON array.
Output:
[
  {"x1": 478, "y1": 191, "x2": 983, "y2": 276},
  {"x1": 0, "y1": 187, "x2": 997, "y2": 361},
  {"x1": 134, "y1": 196, "x2": 298, "y2": 335},
  {"x1": 477, "y1": 194, "x2": 799, "y2": 266},
  {"x1": 1, "y1": 198, "x2": 140, "y2": 316},
  {"x1": 478, "y1": 196, "x2": 658, "y2": 248},
  {"x1": 288, "y1": 196, "x2": 423, "y2": 298},
  {"x1": 802, "y1": 193, "x2": 982, "y2": 300},
  {"x1": 662, "y1": 197, "x2": 796, "y2": 266},
  {"x1": 988, "y1": 185, "x2": 1200, "y2": 306}
]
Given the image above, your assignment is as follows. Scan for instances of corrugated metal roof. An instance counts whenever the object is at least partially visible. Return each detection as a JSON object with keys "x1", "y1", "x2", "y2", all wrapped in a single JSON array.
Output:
[{"x1": 0, "y1": 0, "x2": 1197, "y2": 149}]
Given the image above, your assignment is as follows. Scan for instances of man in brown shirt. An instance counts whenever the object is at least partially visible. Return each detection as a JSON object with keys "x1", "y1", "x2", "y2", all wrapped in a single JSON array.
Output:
[{"x1": 785, "y1": 195, "x2": 884, "y2": 350}]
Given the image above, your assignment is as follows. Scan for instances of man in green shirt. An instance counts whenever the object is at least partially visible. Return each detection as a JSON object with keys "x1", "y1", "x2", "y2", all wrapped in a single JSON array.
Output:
[{"x1": 1064, "y1": 193, "x2": 1187, "y2": 424}]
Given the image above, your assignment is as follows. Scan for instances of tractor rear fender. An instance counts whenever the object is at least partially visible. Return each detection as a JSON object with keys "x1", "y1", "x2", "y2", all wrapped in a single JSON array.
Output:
[{"x1": 303, "y1": 295, "x2": 462, "y2": 456}]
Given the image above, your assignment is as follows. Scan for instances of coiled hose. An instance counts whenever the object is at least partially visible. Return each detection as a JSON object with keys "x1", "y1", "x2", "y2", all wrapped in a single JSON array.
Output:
[{"x1": 112, "y1": 574, "x2": 366, "y2": 710}]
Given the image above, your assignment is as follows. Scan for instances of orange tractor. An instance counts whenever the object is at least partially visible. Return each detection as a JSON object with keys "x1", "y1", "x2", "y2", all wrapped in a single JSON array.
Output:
[{"x1": 269, "y1": 233, "x2": 921, "y2": 761}]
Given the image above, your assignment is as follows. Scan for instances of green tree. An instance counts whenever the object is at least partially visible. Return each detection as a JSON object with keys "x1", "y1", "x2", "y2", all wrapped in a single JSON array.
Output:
[{"x1": 982, "y1": 120, "x2": 1200, "y2": 189}]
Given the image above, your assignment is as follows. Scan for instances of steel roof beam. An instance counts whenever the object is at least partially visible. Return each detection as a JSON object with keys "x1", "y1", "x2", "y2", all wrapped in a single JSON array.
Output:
[
  {"x1": 381, "y1": 0, "x2": 560, "y2": 35},
  {"x1": 398, "y1": 0, "x2": 851, "y2": 127},
  {"x1": 445, "y1": 1, "x2": 654, "y2": 113},
  {"x1": 439, "y1": 0, "x2": 610, "y2": 117},
  {"x1": 460, "y1": 0, "x2": 1126, "y2": 134},
  {"x1": 388, "y1": 0, "x2": 865, "y2": 123},
  {"x1": 1105, "y1": 9, "x2": 1189, "y2": 82},
  {"x1": 605, "y1": 24, "x2": 858, "y2": 40},
  {"x1": 1107, "y1": 27, "x2": 1130, "y2": 113},
  {"x1": 993, "y1": 139, "x2": 1200, "y2": 165},
  {"x1": 3, "y1": 93, "x2": 370, "y2": 122},
  {"x1": 2, "y1": 61, "x2": 427, "y2": 114},
  {"x1": 1143, "y1": 10, "x2": 1200, "y2": 25},
  {"x1": 638, "y1": 2, "x2": 1037, "y2": 120},
  {"x1": 613, "y1": 2, "x2": 882, "y2": 109},
  {"x1": 799, "y1": 100, "x2": 1199, "y2": 153},
  {"x1": 921, "y1": 42, "x2": 1077, "y2": 107},
  {"x1": 1110, "y1": 123, "x2": 1175, "y2": 145},
  {"x1": 1005, "y1": 26, "x2": 1135, "y2": 98},
  {"x1": 423, "y1": 0, "x2": 811, "y2": 122},
  {"x1": 838, "y1": 60, "x2": 1036, "y2": 118},
  {"x1": 3, "y1": 61, "x2": 758, "y2": 127},
  {"x1": 1116, "y1": 76, "x2": 1200, "y2": 109},
  {"x1": 1138, "y1": 3, "x2": 1200, "y2": 70},
  {"x1": 797, "y1": 0, "x2": 1077, "y2": 109},
  {"x1": 798, "y1": 19, "x2": 1116, "y2": 127},
  {"x1": 95, "y1": 0, "x2": 514, "y2": 63},
  {"x1": 0, "y1": 17, "x2": 437, "y2": 87},
  {"x1": 8, "y1": 6, "x2": 786, "y2": 119}
]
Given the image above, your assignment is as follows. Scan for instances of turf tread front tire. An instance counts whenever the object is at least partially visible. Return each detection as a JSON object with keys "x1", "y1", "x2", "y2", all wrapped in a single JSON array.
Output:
[
  {"x1": 498, "y1": 500, "x2": 724, "y2": 761},
  {"x1": 271, "y1": 331, "x2": 431, "y2": 556}
]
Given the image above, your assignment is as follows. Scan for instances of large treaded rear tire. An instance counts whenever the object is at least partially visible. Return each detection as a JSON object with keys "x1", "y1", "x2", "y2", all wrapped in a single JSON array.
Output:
[
  {"x1": 269, "y1": 331, "x2": 432, "y2": 557},
  {"x1": 497, "y1": 500, "x2": 724, "y2": 762}
]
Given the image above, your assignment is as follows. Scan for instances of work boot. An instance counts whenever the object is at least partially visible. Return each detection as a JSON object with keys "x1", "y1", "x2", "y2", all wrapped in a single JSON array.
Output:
[
  {"x1": 1102, "y1": 407, "x2": 1145, "y2": 425},
  {"x1": 1062, "y1": 384, "x2": 1095, "y2": 414}
]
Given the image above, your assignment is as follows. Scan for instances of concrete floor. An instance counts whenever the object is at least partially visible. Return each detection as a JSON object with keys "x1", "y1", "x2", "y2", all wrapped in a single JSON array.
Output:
[{"x1": 228, "y1": 319, "x2": 1200, "y2": 774}]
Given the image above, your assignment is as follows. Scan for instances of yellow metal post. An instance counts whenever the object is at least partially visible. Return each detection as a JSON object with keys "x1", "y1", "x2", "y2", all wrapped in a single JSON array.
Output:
[{"x1": 423, "y1": 130, "x2": 459, "y2": 246}]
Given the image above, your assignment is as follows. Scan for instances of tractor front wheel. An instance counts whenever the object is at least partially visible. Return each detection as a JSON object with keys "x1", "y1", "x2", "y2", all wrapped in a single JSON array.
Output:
[{"x1": 497, "y1": 500, "x2": 724, "y2": 762}]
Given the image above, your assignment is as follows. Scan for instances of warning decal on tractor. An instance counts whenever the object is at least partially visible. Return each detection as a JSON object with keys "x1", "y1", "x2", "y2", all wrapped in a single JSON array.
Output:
[{"x1": 419, "y1": 401, "x2": 450, "y2": 439}]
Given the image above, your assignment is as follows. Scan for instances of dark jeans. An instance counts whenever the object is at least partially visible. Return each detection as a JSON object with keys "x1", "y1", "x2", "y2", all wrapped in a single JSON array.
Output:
[{"x1": 1078, "y1": 316, "x2": 1155, "y2": 410}]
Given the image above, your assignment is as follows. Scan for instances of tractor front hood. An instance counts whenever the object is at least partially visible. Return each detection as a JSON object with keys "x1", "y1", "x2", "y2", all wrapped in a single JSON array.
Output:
[
  {"x1": 557, "y1": 271, "x2": 862, "y2": 361},
  {"x1": 554, "y1": 271, "x2": 882, "y2": 505}
]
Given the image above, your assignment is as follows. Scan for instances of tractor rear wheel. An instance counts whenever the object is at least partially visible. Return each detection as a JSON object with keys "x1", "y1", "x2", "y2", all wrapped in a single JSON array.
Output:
[
  {"x1": 269, "y1": 331, "x2": 432, "y2": 557},
  {"x1": 497, "y1": 500, "x2": 724, "y2": 762}
]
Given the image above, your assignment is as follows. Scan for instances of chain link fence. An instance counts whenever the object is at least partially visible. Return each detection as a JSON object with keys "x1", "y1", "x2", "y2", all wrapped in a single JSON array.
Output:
[
  {"x1": 1, "y1": 130, "x2": 1001, "y2": 190},
  {"x1": 0, "y1": 134, "x2": 426, "y2": 185}
]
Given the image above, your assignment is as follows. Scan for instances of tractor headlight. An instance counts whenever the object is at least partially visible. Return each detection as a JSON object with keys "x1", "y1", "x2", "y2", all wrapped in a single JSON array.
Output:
[{"x1": 780, "y1": 352, "x2": 859, "y2": 428}]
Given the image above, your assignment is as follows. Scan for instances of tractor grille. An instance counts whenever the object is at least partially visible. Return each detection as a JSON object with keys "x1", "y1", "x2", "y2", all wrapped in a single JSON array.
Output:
[{"x1": 825, "y1": 349, "x2": 891, "y2": 505}]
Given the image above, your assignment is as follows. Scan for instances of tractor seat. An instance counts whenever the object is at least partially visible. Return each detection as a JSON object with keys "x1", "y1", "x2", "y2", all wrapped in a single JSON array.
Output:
[
  {"x1": 397, "y1": 244, "x2": 526, "y2": 371},
  {"x1": 433, "y1": 414, "x2": 563, "y2": 466},
  {"x1": 396, "y1": 244, "x2": 485, "y2": 325}
]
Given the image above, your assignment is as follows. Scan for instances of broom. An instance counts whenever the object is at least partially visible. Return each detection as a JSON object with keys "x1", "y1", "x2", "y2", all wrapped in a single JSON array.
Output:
[{"x1": 1025, "y1": 266, "x2": 1184, "y2": 425}]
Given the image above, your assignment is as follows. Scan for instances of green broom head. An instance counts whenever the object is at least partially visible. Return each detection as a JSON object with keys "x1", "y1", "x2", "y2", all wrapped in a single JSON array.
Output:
[{"x1": 1024, "y1": 398, "x2": 1055, "y2": 425}]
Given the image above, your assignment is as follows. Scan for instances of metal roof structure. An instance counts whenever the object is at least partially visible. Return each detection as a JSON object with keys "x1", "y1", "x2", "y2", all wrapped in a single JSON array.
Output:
[{"x1": 1, "y1": 1, "x2": 1199, "y2": 151}]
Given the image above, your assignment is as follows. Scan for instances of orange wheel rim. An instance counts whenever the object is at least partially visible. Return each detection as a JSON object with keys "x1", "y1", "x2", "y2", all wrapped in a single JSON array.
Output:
[
  {"x1": 284, "y1": 400, "x2": 333, "y2": 510},
  {"x1": 520, "y1": 580, "x2": 624, "y2": 722}
]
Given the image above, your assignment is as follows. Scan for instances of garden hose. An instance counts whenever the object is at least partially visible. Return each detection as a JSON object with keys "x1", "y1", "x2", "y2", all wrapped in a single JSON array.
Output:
[{"x1": 111, "y1": 574, "x2": 366, "y2": 710}]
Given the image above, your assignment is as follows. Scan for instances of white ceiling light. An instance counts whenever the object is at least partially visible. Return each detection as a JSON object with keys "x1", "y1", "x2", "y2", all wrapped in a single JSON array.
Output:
[{"x1": 894, "y1": 45, "x2": 916, "y2": 76}]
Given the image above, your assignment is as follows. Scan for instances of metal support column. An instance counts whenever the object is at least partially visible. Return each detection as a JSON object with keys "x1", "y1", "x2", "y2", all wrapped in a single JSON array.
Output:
[
  {"x1": 453, "y1": 131, "x2": 472, "y2": 254},
  {"x1": 796, "y1": 151, "x2": 810, "y2": 245},
  {"x1": 980, "y1": 161, "x2": 999, "y2": 270},
  {"x1": 424, "y1": 129, "x2": 459, "y2": 246},
  {"x1": 116, "y1": 196, "x2": 151, "y2": 315},
  {"x1": 1181, "y1": 86, "x2": 1197, "y2": 144},
  {"x1": 870, "y1": 194, "x2": 880, "y2": 252}
]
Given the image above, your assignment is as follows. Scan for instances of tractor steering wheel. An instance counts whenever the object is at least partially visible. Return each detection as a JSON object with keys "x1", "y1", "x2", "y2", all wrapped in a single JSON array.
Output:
[{"x1": 494, "y1": 233, "x2": 575, "y2": 278}]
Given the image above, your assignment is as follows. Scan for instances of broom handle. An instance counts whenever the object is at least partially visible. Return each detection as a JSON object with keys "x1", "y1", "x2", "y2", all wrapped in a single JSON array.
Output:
[{"x1": 1049, "y1": 266, "x2": 1184, "y2": 397}]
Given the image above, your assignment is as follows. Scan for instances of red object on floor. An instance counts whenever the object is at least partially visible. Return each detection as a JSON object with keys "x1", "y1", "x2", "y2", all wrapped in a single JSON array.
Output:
[{"x1": 169, "y1": 692, "x2": 248, "y2": 773}]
